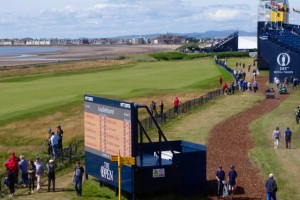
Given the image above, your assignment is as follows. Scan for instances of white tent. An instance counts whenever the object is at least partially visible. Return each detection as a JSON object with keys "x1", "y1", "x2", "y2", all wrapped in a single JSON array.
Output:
[{"x1": 238, "y1": 36, "x2": 257, "y2": 50}]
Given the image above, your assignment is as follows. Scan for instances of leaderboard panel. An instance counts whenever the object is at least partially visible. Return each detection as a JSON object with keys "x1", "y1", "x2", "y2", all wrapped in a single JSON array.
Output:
[{"x1": 84, "y1": 95, "x2": 135, "y2": 158}]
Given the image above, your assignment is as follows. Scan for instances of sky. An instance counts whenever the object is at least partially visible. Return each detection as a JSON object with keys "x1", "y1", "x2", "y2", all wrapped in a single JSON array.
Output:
[{"x1": 1, "y1": 0, "x2": 300, "y2": 39}]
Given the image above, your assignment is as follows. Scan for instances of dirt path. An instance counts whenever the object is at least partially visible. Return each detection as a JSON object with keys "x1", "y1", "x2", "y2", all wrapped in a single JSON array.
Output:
[
  {"x1": 13, "y1": 172, "x2": 75, "y2": 200},
  {"x1": 206, "y1": 75, "x2": 289, "y2": 199}
]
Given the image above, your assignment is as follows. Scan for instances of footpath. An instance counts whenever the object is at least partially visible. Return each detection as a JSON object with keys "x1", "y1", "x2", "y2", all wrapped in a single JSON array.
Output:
[
  {"x1": 10, "y1": 172, "x2": 75, "y2": 200},
  {"x1": 206, "y1": 75, "x2": 289, "y2": 199}
]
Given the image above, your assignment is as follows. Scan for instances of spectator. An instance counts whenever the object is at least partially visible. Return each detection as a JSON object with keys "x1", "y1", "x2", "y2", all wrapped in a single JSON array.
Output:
[
  {"x1": 73, "y1": 161, "x2": 85, "y2": 197},
  {"x1": 219, "y1": 75, "x2": 223, "y2": 84},
  {"x1": 253, "y1": 81, "x2": 258, "y2": 93},
  {"x1": 9, "y1": 152, "x2": 19, "y2": 184},
  {"x1": 228, "y1": 165, "x2": 238, "y2": 200},
  {"x1": 51, "y1": 132, "x2": 60, "y2": 159},
  {"x1": 159, "y1": 101, "x2": 164, "y2": 116},
  {"x1": 295, "y1": 106, "x2": 300, "y2": 124},
  {"x1": 173, "y1": 97, "x2": 179, "y2": 115},
  {"x1": 56, "y1": 125, "x2": 64, "y2": 153},
  {"x1": 4, "y1": 158, "x2": 16, "y2": 197},
  {"x1": 19, "y1": 155, "x2": 28, "y2": 187},
  {"x1": 27, "y1": 160, "x2": 36, "y2": 194},
  {"x1": 216, "y1": 165, "x2": 225, "y2": 197},
  {"x1": 149, "y1": 101, "x2": 154, "y2": 115},
  {"x1": 247, "y1": 81, "x2": 252, "y2": 92},
  {"x1": 46, "y1": 159, "x2": 57, "y2": 192},
  {"x1": 152, "y1": 101, "x2": 158, "y2": 116},
  {"x1": 48, "y1": 128, "x2": 52, "y2": 156},
  {"x1": 284, "y1": 127, "x2": 292, "y2": 149},
  {"x1": 265, "y1": 173, "x2": 277, "y2": 200},
  {"x1": 222, "y1": 82, "x2": 227, "y2": 94},
  {"x1": 293, "y1": 77, "x2": 298, "y2": 90},
  {"x1": 34, "y1": 157, "x2": 44, "y2": 191},
  {"x1": 272, "y1": 127, "x2": 281, "y2": 149}
]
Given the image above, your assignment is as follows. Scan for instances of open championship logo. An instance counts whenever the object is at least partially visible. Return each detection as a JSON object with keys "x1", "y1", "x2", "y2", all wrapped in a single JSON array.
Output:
[{"x1": 277, "y1": 53, "x2": 290, "y2": 67}]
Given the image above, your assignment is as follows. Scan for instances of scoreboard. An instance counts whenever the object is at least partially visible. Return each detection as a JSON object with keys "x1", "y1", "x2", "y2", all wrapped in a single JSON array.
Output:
[{"x1": 84, "y1": 95, "x2": 136, "y2": 158}]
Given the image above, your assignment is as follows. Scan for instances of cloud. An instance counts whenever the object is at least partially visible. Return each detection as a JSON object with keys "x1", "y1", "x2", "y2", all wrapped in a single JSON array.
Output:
[
  {"x1": 0, "y1": 0, "x2": 259, "y2": 38},
  {"x1": 206, "y1": 9, "x2": 241, "y2": 21}
]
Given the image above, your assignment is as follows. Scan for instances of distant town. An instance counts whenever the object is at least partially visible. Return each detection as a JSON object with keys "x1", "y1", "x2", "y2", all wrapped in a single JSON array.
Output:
[{"x1": 0, "y1": 34, "x2": 227, "y2": 46}]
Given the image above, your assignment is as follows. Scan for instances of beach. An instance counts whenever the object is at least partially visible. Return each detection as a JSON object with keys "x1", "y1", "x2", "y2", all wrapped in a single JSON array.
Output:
[{"x1": 0, "y1": 45, "x2": 180, "y2": 67}]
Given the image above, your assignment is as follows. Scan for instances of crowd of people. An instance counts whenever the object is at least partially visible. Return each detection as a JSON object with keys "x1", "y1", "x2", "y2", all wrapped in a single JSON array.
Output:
[
  {"x1": 3, "y1": 124, "x2": 85, "y2": 198},
  {"x1": 149, "y1": 96, "x2": 182, "y2": 118},
  {"x1": 215, "y1": 162, "x2": 279, "y2": 199}
]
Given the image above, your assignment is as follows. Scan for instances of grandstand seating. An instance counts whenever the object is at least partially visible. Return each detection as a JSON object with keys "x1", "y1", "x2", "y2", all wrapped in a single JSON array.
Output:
[
  {"x1": 265, "y1": 23, "x2": 300, "y2": 53},
  {"x1": 212, "y1": 31, "x2": 238, "y2": 52}
]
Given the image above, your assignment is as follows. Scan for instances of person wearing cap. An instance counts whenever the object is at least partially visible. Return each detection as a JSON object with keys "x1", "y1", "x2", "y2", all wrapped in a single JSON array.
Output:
[
  {"x1": 9, "y1": 152, "x2": 19, "y2": 184},
  {"x1": 216, "y1": 165, "x2": 225, "y2": 197},
  {"x1": 46, "y1": 159, "x2": 57, "y2": 192},
  {"x1": 56, "y1": 125, "x2": 64, "y2": 153},
  {"x1": 34, "y1": 157, "x2": 44, "y2": 191},
  {"x1": 228, "y1": 165, "x2": 238, "y2": 200},
  {"x1": 265, "y1": 173, "x2": 277, "y2": 200},
  {"x1": 19, "y1": 155, "x2": 28, "y2": 187},
  {"x1": 4, "y1": 158, "x2": 16, "y2": 197}
]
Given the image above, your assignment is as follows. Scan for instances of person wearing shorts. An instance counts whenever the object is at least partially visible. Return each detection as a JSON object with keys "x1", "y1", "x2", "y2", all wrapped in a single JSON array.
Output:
[{"x1": 228, "y1": 165, "x2": 237, "y2": 200}]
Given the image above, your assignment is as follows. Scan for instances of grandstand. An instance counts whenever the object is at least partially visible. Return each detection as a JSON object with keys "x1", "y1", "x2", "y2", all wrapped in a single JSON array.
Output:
[
  {"x1": 257, "y1": 0, "x2": 300, "y2": 83},
  {"x1": 211, "y1": 31, "x2": 238, "y2": 52}
]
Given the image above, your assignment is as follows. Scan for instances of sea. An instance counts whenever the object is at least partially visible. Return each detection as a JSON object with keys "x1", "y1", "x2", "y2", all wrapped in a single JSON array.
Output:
[
  {"x1": 0, "y1": 46, "x2": 62, "y2": 55},
  {"x1": 0, "y1": 46, "x2": 64, "y2": 62}
]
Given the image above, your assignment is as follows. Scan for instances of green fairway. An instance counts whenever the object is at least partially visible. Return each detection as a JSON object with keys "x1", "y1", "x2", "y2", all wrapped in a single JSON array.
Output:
[{"x1": 0, "y1": 59, "x2": 220, "y2": 125}]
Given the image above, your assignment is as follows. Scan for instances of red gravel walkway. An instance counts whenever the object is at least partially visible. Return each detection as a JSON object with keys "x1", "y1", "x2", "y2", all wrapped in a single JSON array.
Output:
[{"x1": 206, "y1": 75, "x2": 288, "y2": 199}]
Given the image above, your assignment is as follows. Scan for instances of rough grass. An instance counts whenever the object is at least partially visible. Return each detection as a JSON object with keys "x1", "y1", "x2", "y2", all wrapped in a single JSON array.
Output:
[
  {"x1": 149, "y1": 92, "x2": 264, "y2": 145},
  {"x1": 250, "y1": 89, "x2": 300, "y2": 199}
]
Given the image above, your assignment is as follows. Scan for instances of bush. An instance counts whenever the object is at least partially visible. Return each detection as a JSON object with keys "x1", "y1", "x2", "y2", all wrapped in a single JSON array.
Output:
[{"x1": 149, "y1": 52, "x2": 186, "y2": 60}]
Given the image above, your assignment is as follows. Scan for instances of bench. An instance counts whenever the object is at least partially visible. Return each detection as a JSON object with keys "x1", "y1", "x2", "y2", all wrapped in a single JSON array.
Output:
[{"x1": 266, "y1": 91, "x2": 275, "y2": 99}]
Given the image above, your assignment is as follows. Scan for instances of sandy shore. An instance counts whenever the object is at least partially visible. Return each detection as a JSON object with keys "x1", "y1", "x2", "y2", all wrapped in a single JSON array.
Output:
[{"x1": 0, "y1": 45, "x2": 180, "y2": 66}]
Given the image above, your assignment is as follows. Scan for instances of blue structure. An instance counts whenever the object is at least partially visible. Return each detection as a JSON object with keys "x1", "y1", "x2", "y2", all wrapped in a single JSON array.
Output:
[
  {"x1": 84, "y1": 95, "x2": 207, "y2": 197},
  {"x1": 257, "y1": 0, "x2": 300, "y2": 83}
]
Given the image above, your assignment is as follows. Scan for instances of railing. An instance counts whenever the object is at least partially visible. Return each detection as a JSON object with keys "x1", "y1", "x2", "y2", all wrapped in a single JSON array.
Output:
[{"x1": 139, "y1": 89, "x2": 221, "y2": 130}]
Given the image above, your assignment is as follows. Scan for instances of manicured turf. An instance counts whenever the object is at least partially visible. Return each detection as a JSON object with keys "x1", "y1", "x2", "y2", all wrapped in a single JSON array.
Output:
[{"x1": 0, "y1": 59, "x2": 221, "y2": 125}]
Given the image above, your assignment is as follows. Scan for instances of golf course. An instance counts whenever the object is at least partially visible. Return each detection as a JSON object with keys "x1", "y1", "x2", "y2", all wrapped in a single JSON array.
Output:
[{"x1": 1, "y1": 52, "x2": 300, "y2": 200}]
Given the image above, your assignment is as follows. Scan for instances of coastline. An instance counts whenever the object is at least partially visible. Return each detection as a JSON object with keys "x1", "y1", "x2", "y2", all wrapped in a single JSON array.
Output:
[{"x1": 0, "y1": 45, "x2": 180, "y2": 67}]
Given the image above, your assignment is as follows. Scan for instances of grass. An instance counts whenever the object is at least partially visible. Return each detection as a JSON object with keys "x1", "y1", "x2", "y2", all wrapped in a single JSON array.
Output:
[
  {"x1": 250, "y1": 89, "x2": 300, "y2": 199},
  {"x1": 0, "y1": 59, "x2": 222, "y2": 126},
  {"x1": 3, "y1": 55, "x2": 297, "y2": 200},
  {"x1": 0, "y1": 57, "x2": 228, "y2": 168}
]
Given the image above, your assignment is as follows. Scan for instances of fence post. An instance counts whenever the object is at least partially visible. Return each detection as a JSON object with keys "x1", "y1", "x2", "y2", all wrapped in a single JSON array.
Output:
[
  {"x1": 61, "y1": 148, "x2": 64, "y2": 164},
  {"x1": 69, "y1": 146, "x2": 72, "y2": 163},
  {"x1": 75, "y1": 142, "x2": 78, "y2": 155},
  {"x1": 0, "y1": 175, "x2": 2, "y2": 194}
]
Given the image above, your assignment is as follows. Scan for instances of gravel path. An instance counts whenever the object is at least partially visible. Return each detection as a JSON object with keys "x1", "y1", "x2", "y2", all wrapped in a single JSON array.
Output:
[{"x1": 206, "y1": 75, "x2": 289, "y2": 199}]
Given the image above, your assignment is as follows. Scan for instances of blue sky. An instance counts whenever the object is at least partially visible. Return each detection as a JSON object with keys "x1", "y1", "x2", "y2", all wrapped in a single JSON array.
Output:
[{"x1": 1, "y1": 0, "x2": 300, "y2": 39}]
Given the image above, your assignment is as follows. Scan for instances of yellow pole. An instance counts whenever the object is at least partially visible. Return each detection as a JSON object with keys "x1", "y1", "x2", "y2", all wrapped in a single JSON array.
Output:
[{"x1": 118, "y1": 154, "x2": 121, "y2": 200}]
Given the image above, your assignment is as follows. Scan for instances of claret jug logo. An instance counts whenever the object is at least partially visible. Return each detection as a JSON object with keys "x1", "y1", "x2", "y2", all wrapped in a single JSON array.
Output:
[{"x1": 277, "y1": 53, "x2": 290, "y2": 67}]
